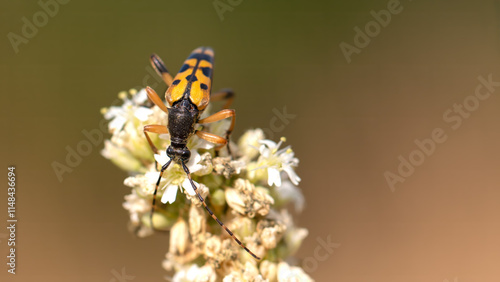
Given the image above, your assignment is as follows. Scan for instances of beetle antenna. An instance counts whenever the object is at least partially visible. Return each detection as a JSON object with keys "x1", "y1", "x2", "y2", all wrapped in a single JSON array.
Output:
[{"x1": 181, "y1": 161, "x2": 261, "y2": 260}]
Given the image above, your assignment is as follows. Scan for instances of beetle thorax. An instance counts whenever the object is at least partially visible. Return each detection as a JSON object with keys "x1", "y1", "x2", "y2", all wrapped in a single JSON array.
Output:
[{"x1": 167, "y1": 99, "x2": 199, "y2": 145}]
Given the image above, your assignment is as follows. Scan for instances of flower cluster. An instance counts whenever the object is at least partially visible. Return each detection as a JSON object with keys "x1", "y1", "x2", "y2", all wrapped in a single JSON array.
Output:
[{"x1": 101, "y1": 88, "x2": 313, "y2": 281}]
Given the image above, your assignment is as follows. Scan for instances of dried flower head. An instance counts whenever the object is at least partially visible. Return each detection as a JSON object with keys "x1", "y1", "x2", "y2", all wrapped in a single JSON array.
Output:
[{"x1": 225, "y1": 179, "x2": 274, "y2": 218}]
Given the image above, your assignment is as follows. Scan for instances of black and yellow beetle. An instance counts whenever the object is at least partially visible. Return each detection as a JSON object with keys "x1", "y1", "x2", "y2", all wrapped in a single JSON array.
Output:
[{"x1": 143, "y1": 47, "x2": 260, "y2": 260}]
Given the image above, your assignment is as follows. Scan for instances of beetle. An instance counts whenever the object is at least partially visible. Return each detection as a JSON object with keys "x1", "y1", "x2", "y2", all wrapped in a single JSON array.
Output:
[{"x1": 143, "y1": 47, "x2": 260, "y2": 260}]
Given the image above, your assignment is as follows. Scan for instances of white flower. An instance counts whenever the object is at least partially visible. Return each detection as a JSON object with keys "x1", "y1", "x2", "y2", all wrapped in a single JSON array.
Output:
[
  {"x1": 170, "y1": 219, "x2": 190, "y2": 255},
  {"x1": 101, "y1": 140, "x2": 144, "y2": 173},
  {"x1": 153, "y1": 150, "x2": 207, "y2": 204},
  {"x1": 252, "y1": 137, "x2": 301, "y2": 187},
  {"x1": 122, "y1": 190, "x2": 151, "y2": 225},
  {"x1": 267, "y1": 210, "x2": 309, "y2": 256},
  {"x1": 259, "y1": 260, "x2": 278, "y2": 281},
  {"x1": 103, "y1": 88, "x2": 153, "y2": 132},
  {"x1": 172, "y1": 264, "x2": 216, "y2": 282},
  {"x1": 197, "y1": 265, "x2": 217, "y2": 282},
  {"x1": 116, "y1": 121, "x2": 155, "y2": 161},
  {"x1": 258, "y1": 219, "x2": 286, "y2": 249},
  {"x1": 285, "y1": 227, "x2": 309, "y2": 256},
  {"x1": 275, "y1": 180, "x2": 305, "y2": 213},
  {"x1": 123, "y1": 171, "x2": 161, "y2": 196},
  {"x1": 101, "y1": 88, "x2": 169, "y2": 169},
  {"x1": 225, "y1": 179, "x2": 274, "y2": 217},
  {"x1": 172, "y1": 264, "x2": 199, "y2": 282},
  {"x1": 208, "y1": 117, "x2": 231, "y2": 138},
  {"x1": 223, "y1": 261, "x2": 266, "y2": 282},
  {"x1": 277, "y1": 262, "x2": 313, "y2": 282},
  {"x1": 238, "y1": 128, "x2": 265, "y2": 160}
]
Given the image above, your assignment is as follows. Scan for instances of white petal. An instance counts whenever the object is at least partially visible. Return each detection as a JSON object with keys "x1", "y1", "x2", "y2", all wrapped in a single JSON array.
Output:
[
  {"x1": 276, "y1": 145, "x2": 292, "y2": 157},
  {"x1": 100, "y1": 140, "x2": 115, "y2": 159},
  {"x1": 196, "y1": 138, "x2": 214, "y2": 150},
  {"x1": 186, "y1": 264, "x2": 201, "y2": 280},
  {"x1": 278, "y1": 181, "x2": 305, "y2": 212},
  {"x1": 259, "y1": 147, "x2": 269, "y2": 158},
  {"x1": 259, "y1": 139, "x2": 277, "y2": 149},
  {"x1": 134, "y1": 107, "x2": 154, "y2": 121},
  {"x1": 108, "y1": 116, "x2": 127, "y2": 131},
  {"x1": 161, "y1": 184, "x2": 178, "y2": 204},
  {"x1": 259, "y1": 140, "x2": 277, "y2": 157},
  {"x1": 268, "y1": 167, "x2": 281, "y2": 187},
  {"x1": 188, "y1": 150, "x2": 201, "y2": 165},
  {"x1": 133, "y1": 88, "x2": 149, "y2": 104},
  {"x1": 181, "y1": 178, "x2": 196, "y2": 196},
  {"x1": 104, "y1": 106, "x2": 123, "y2": 119},
  {"x1": 186, "y1": 151, "x2": 203, "y2": 173},
  {"x1": 154, "y1": 152, "x2": 169, "y2": 165},
  {"x1": 144, "y1": 171, "x2": 160, "y2": 182},
  {"x1": 277, "y1": 262, "x2": 313, "y2": 282},
  {"x1": 284, "y1": 165, "x2": 301, "y2": 185}
]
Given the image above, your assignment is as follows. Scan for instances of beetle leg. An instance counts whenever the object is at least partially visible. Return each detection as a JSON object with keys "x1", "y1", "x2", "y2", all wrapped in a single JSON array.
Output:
[
  {"x1": 144, "y1": 124, "x2": 169, "y2": 154},
  {"x1": 144, "y1": 124, "x2": 169, "y2": 170},
  {"x1": 198, "y1": 109, "x2": 235, "y2": 136},
  {"x1": 195, "y1": 130, "x2": 227, "y2": 150},
  {"x1": 150, "y1": 54, "x2": 174, "y2": 86},
  {"x1": 210, "y1": 89, "x2": 234, "y2": 109},
  {"x1": 145, "y1": 87, "x2": 169, "y2": 113},
  {"x1": 197, "y1": 109, "x2": 235, "y2": 154}
]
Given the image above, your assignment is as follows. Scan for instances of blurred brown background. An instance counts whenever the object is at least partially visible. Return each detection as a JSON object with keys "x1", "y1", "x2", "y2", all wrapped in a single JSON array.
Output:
[{"x1": 1, "y1": 0, "x2": 500, "y2": 281}]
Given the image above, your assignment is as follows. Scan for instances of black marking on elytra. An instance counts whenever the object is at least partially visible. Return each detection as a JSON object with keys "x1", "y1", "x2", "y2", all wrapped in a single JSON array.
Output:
[
  {"x1": 187, "y1": 52, "x2": 200, "y2": 59},
  {"x1": 179, "y1": 64, "x2": 191, "y2": 73},
  {"x1": 200, "y1": 83, "x2": 208, "y2": 90},
  {"x1": 183, "y1": 47, "x2": 210, "y2": 97},
  {"x1": 198, "y1": 53, "x2": 213, "y2": 63},
  {"x1": 185, "y1": 75, "x2": 198, "y2": 82},
  {"x1": 172, "y1": 79, "x2": 181, "y2": 85},
  {"x1": 200, "y1": 67, "x2": 212, "y2": 78}
]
